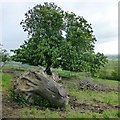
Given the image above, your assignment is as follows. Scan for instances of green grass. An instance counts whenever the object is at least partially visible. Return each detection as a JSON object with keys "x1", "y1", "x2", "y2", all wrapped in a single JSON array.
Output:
[
  {"x1": 53, "y1": 60, "x2": 119, "y2": 81},
  {"x1": 62, "y1": 77, "x2": 118, "y2": 106},
  {"x1": 53, "y1": 68, "x2": 90, "y2": 79},
  {"x1": 21, "y1": 107, "x2": 61, "y2": 118},
  {"x1": 92, "y1": 78, "x2": 118, "y2": 88},
  {"x1": 1, "y1": 73, "x2": 13, "y2": 91},
  {"x1": 68, "y1": 88, "x2": 118, "y2": 106},
  {"x1": 20, "y1": 106, "x2": 119, "y2": 118},
  {"x1": 2, "y1": 61, "x2": 38, "y2": 72},
  {"x1": 1, "y1": 61, "x2": 119, "y2": 118},
  {"x1": 97, "y1": 60, "x2": 119, "y2": 81},
  {"x1": 102, "y1": 110, "x2": 119, "y2": 118}
]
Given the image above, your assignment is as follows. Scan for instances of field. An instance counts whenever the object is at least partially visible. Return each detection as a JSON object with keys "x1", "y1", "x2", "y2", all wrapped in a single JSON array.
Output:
[{"x1": 1, "y1": 61, "x2": 120, "y2": 118}]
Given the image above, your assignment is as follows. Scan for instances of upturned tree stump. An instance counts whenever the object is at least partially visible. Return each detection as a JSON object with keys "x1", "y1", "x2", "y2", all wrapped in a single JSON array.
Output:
[{"x1": 13, "y1": 70, "x2": 69, "y2": 107}]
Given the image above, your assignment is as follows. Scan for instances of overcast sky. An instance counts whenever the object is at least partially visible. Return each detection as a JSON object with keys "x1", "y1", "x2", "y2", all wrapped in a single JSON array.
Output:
[{"x1": 0, "y1": 0, "x2": 119, "y2": 55}]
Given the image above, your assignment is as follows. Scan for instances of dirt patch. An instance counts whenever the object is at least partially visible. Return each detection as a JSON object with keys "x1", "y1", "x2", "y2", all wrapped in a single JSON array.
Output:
[
  {"x1": 69, "y1": 96, "x2": 118, "y2": 114},
  {"x1": 3, "y1": 70, "x2": 24, "y2": 79},
  {"x1": 79, "y1": 80, "x2": 118, "y2": 92},
  {"x1": 2, "y1": 93, "x2": 23, "y2": 118}
]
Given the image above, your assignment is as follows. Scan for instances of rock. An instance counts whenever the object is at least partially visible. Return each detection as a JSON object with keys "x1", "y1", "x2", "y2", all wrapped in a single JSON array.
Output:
[
  {"x1": 13, "y1": 70, "x2": 69, "y2": 107},
  {"x1": 79, "y1": 79, "x2": 118, "y2": 92},
  {"x1": 52, "y1": 72, "x2": 61, "y2": 82}
]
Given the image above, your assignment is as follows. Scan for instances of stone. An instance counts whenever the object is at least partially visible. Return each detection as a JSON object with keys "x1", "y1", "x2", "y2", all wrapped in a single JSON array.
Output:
[{"x1": 52, "y1": 72, "x2": 61, "y2": 82}]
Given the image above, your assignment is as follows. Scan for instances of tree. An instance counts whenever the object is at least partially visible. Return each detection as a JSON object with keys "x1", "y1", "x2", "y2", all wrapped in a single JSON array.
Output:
[
  {"x1": 11, "y1": 2, "x2": 107, "y2": 75},
  {"x1": 0, "y1": 48, "x2": 10, "y2": 67}
]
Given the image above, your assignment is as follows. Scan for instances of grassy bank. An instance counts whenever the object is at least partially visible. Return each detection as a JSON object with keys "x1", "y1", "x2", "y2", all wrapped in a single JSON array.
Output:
[
  {"x1": 1, "y1": 73, "x2": 13, "y2": 92},
  {"x1": 1, "y1": 71, "x2": 119, "y2": 118},
  {"x1": 1, "y1": 61, "x2": 119, "y2": 118}
]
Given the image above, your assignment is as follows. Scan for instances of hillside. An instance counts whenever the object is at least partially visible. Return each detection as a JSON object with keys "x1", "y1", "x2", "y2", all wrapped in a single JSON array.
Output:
[
  {"x1": 1, "y1": 62, "x2": 119, "y2": 118},
  {"x1": 107, "y1": 54, "x2": 119, "y2": 61}
]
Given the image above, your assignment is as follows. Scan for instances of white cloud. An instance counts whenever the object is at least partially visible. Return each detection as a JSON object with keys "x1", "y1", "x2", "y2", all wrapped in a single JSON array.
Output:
[{"x1": 95, "y1": 40, "x2": 118, "y2": 55}]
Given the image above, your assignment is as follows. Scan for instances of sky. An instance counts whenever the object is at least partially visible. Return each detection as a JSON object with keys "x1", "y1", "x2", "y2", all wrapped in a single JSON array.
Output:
[{"x1": 0, "y1": 0, "x2": 119, "y2": 55}]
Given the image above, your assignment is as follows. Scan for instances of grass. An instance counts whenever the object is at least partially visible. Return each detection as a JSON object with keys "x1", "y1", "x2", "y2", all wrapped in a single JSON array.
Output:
[
  {"x1": 2, "y1": 60, "x2": 119, "y2": 80},
  {"x1": 52, "y1": 68, "x2": 90, "y2": 79},
  {"x1": 97, "y1": 60, "x2": 119, "y2": 81},
  {"x1": 102, "y1": 110, "x2": 119, "y2": 118},
  {"x1": 20, "y1": 106, "x2": 119, "y2": 118},
  {"x1": 92, "y1": 78, "x2": 118, "y2": 88},
  {"x1": 21, "y1": 108, "x2": 61, "y2": 118},
  {"x1": 53, "y1": 60, "x2": 119, "y2": 81},
  {"x1": 67, "y1": 86, "x2": 118, "y2": 106},
  {"x1": 1, "y1": 73, "x2": 13, "y2": 91},
  {"x1": 1, "y1": 61, "x2": 119, "y2": 118}
]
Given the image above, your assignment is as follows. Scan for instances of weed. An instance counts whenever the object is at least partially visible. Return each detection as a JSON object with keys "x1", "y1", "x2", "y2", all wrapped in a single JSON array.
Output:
[
  {"x1": 9, "y1": 90, "x2": 28, "y2": 105},
  {"x1": 103, "y1": 110, "x2": 119, "y2": 118},
  {"x1": 30, "y1": 108, "x2": 38, "y2": 115},
  {"x1": 1, "y1": 73, "x2": 13, "y2": 91},
  {"x1": 96, "y1": 60, "x2": 119, "y2": 81},
  {"x1": 34, "y1": 96, "x2": 56, "y2": 108},
  {"x1": 53, "y1": 68, "x2": 90, "y2": 79}
]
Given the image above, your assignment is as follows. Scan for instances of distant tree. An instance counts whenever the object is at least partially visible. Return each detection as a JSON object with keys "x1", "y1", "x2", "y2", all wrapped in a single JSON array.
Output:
[
  {"x1": 0, "y1": 48, "x2": 10, "y2": 67},
  {"x1": 11, "y1": 2, "x2": 107, "y2": 75}
]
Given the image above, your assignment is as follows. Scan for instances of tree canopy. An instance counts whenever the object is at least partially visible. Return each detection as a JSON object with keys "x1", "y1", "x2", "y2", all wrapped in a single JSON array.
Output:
[{"x1": 11, "y1": 2, "x2": 107, "y2": 75}]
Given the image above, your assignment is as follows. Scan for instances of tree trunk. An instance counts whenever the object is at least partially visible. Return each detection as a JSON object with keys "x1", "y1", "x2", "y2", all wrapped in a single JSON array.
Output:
[
  {"x1": 13, "y1": 69, "x2": 69, "y2": 107},
  {"x1": 44, "y1": 66, "x2": 52, "y2": 75}
]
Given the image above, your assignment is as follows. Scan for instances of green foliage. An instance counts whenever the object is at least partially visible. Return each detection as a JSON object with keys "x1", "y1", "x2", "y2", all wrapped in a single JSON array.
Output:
[
  {"x1": 9, "y1": 90, "x2": 27, "y2": 105},
  {"x1": 11, "y1": 2, "x2": 107, "y2": 76},
  {"x1": 0, "y1": 49, "x2": 10, "y2": 65},
  {"x1": 33, "y1": 96, "x2": 57, "y2": 108},
  {"x1": 96, "y1": 60, "x2": 119, "y2": 81}
]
